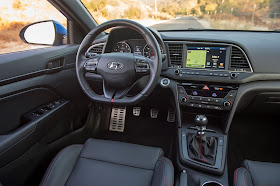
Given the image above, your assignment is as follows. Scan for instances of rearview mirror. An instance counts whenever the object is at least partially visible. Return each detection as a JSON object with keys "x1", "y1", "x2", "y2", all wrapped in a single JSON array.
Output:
[{"x1": 19, "y1": 20, "x2": 67, "y2": 46}]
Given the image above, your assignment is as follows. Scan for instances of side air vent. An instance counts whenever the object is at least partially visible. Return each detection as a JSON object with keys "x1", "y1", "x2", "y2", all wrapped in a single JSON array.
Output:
[
  {"x1": 87, "y1": 43, "x2": 105, "y2": 54},
  {"x1": 168, "y1": 43, "x2": 183, "y2": 67},
  {"x1": 230, "y1": 46, "x2": 252, "y2": 72}
]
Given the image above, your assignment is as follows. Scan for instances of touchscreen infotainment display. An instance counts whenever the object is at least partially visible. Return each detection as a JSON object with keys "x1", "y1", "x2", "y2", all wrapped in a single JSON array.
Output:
[{"x1": 185, "y1": 46, "x2": 227, "y2": 69}]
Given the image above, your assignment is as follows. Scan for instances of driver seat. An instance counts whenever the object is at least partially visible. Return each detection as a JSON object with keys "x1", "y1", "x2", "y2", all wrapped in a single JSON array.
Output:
[{"x1": 40, "y1": 139, "x2": 174, "y2": 186}]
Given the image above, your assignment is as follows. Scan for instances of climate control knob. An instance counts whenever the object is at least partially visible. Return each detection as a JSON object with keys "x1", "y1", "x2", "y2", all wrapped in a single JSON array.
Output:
[
  {"x1": 223, "y1": 100, "x2": 232, "y2": 107},
  {"x1": 180, "y1": 96, "x2": 188, "y2": 103}
]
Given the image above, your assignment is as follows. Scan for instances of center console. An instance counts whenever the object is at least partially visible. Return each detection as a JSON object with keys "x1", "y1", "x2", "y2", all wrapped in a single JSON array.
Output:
[{"x1": 163, "y1": 42, "x2": 249, "y2": 186}]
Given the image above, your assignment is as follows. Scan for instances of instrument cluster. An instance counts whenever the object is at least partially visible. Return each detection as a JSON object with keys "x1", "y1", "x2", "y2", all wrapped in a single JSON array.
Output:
[{"x1": 112, "y1": 39, "x2": 163, "y2": 59}]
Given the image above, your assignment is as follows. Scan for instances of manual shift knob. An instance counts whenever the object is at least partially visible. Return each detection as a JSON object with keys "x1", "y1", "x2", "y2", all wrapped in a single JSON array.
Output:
[{"x1": 195, "y1": 115, "x2": 208, "y2": 127}]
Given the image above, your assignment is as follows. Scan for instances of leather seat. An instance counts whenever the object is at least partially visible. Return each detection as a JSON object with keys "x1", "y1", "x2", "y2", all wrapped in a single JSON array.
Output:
[
  {"x1": 234, "y1": 160, "x2": 280, "y2": 186},
  {"x1": 40, "y1": 139, "x2": 174, "y2": 186}
]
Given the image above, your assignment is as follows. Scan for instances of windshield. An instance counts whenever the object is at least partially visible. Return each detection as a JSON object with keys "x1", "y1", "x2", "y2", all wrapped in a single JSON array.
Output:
[{"x1": 81, "y1": 0, "x2": 279, "y2": 31}]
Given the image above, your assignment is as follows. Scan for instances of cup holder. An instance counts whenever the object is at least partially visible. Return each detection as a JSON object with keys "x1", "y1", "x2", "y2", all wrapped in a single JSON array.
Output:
[{"x1": 202, "y1": 181, "x2": 223, "y2": 186}]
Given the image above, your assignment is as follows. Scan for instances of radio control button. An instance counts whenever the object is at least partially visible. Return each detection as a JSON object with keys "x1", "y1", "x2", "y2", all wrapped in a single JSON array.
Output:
[
  {"x1": 213, "y1": 98, "x2": 221, "y2": 103},
  {"x1": 202, "y1": 97, "x2": 212, "y2": 102},
  {"x1": 190, "y1": 96, "x2": 196, "y2": 101},
  {"x1": 175, "y1": 69, "x2": 180, "y2": 75},
  {"x1": 227, "y1": 91, "x2": 237, "y2": 97},
  {"x1": 197, "y1": 97, "x2": 203, "y2": 101},
  {"x1": 178, "y1": 86, "x2": 185, "y2": 93},
  {"x1": 189, "y1": 103, "x2": 196, "y2": 107},
  {"x1": 214, "y1": 106, "x2": 222, "y2": 110}
]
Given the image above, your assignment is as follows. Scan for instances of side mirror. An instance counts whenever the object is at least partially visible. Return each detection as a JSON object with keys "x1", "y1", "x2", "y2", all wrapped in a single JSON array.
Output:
[{"x1": 19, "y1": 20, "x2": 67, "y2": 46}]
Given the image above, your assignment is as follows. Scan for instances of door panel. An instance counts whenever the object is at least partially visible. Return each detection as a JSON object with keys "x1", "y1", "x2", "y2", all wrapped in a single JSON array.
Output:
[{"x1": 0, "y1": 45, "x2": 90, "y2": 168}]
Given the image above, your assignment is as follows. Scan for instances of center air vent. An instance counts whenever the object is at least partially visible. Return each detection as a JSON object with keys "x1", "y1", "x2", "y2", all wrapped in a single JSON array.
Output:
[
  {"x1": 168, "y1": 43, "x2": 183, "y2": 67},
  {"x1": 230, "y1": 46, "x2": 252, "y2": 72},
  {"x1": 87, "y1": 43, "x2": 105, "y2": 54}
]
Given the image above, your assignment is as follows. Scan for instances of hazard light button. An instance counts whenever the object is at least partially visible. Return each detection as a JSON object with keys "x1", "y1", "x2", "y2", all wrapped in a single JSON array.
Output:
[{"x1": 202, "y1": 85, "x2": 210, "y2": 90}]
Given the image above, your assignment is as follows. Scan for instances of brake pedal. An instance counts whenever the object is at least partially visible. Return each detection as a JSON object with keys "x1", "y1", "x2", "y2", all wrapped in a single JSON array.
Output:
[
  {"x1": 109, "y1": 106, "x2": 126, "y2": 132},
  {"x1": 150, "y1": 109, "x2": 158, "y2": 118},
  {"x1": 167, "y1": 109, "x2": 175, "y2": 123},
  {"x1": 133, "y1": 107, "x2": 141, "y2": 116}
]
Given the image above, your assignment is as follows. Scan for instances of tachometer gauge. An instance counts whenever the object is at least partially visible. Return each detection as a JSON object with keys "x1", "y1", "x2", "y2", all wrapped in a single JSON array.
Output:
[
  {"x1": 143, "y1": 44, "x2": 163, "y2": 59},
  {"x1": 113, "y1": 42, "x2": 131, "y2": 53}
]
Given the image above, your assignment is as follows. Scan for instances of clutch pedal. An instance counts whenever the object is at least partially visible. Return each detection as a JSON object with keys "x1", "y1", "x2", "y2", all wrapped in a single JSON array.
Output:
[
  {"x1": 109, "y1": 106, "x2": 126, "y2": 132},
  {"x1": 167, "y1": 109, "x2": 175, "y2": 122},
  {"x1": 133, "y1": 107, "x2": 141, "y2": 116}
]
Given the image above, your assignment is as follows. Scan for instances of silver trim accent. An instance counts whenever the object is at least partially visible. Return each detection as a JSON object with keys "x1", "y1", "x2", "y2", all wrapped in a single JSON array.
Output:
[
  {"x1": 133, "y1": 107, "x2": 141, "y2": 116},
  {"x1": 202, "y1": 181, "x2": 224, "y2": 186},
  {"x1": 160, "y1": 78, "x2": 170, "y2": 87},
  {"x1": 109, "y1": 107, "x2": 126, "y2": 132},
  {"x1": 165, "y1": 41, "x2": 253, "y2": 72},
  {"x1": 150, "y1": 109, "x2": 158, "y2": 118},
  {"x1": 86, "y1": 42, "x2": 105, "y2": 54},
  {"x1": 231, "y1": 45, "x2": 253, "y2": 72},
  {"x1": 189, "y1": 126, "x2": 217, "y2": 133}
]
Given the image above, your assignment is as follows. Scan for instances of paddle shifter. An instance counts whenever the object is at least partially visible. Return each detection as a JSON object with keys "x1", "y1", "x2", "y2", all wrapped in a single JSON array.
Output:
[
  {"x1": 187, "y1": 115, "x2": 218, "y2": 165},
  {"x1": 195, "y1": 115, "x2": 208, "y2": 135}
]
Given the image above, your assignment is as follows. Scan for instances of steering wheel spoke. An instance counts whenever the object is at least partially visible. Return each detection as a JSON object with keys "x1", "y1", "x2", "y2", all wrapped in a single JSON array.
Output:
[
  {"x1": 84, "y1": 54, "x2": 101, "y2": 73},
  {"x1": 103, "y1": 81, "x2": 136, "y2": 99},
  {"x1": 103, "y1": 82, "x2": 115, "y2": 99}
]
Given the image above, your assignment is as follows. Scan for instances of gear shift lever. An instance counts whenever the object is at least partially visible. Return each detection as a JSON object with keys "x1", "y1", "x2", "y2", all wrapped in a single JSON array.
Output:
[
  {"x1": 187, "y1": 114, "x2": 218, "y2": 165},
  {"x1": 195, "y1": 115, "x2": 208, "y2": 135}
]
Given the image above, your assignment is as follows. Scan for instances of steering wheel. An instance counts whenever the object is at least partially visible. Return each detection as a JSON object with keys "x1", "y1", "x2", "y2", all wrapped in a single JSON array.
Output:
[{"x1": 76, "y1": 19, "x2": 162, "y2": 104}]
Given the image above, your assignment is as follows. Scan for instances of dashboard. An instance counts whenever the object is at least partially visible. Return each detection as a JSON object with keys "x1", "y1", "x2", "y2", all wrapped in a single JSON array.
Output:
[
  {"x1": 87, "y1": 27, "x2": 280, "y2": 126},
  {"x1": 87, "y1": 27, "x2": 280, "y2": 84}
]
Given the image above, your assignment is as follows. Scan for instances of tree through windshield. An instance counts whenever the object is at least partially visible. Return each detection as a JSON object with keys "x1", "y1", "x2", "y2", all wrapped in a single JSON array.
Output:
[{"x1": 82, "y1": 0, "x2": 280, "y2": 31}]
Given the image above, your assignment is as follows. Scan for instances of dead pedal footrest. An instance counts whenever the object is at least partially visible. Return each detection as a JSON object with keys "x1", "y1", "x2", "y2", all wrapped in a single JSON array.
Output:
[{"x1": 109, "y1": 106, "x2": 126, "y2": 132}]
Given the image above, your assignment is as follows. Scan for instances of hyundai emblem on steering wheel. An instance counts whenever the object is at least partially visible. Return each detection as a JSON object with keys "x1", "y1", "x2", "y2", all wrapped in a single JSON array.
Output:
[{"x1": 107, "y1": 62, "x2": 123, "y2": 70}]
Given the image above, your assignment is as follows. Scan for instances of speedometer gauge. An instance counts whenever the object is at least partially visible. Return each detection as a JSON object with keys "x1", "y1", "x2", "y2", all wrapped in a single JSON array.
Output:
[
  {"x1": 113, "y1": 42, "x2": 131, "y2": 53},
  {"x1": 143, "y1": 44, "x2": 163, "y2": 59}
]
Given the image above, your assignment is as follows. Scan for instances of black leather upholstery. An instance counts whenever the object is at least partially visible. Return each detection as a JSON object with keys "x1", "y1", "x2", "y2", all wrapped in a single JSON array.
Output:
[
  {"x1": 234, "y1": 160, "x2": 280, "y2": 186},
  {"x1": 41, "y1": 139, "x2": 174, "y2": 186}
]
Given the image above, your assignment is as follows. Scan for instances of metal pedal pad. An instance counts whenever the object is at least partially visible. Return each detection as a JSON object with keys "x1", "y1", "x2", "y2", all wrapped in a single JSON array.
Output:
[
  {"x1": 167, "y1": 109, "x2": 175, "y2": 122},
  {"x1": 109, "y1": 106, "x2": 126, "y2": 132},
  {"x1": 150, "y1": 109, "x2": 158, "y2": 118},
  {"x1": 133, "y1": 107, "x2": 141, "y2": 116}
]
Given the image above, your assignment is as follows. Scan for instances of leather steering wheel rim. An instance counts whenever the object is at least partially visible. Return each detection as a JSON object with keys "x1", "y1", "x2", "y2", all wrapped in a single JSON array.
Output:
[{"x1": 76, "y1": 19, "x2": 162, "y2": 104}]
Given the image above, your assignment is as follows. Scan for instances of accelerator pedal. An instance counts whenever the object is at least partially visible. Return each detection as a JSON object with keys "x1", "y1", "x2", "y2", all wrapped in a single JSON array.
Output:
[
  {"x1": 167, "y1": 109, "x2": 175, "y2": 123},
  {"x1": 150, "y1": 109, "x2": 158, "y2": 119},
  {"x1": 109, "y1": 106, "x2": 126, "y2": 132},
  {"x1": 133, "y1": 107, "x2": 141, "y2": 116}
]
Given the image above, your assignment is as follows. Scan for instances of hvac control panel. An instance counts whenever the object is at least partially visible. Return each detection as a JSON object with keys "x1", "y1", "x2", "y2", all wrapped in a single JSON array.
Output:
[{"x1": 178, "y1": 83, "x2": 238, "y2": 111}]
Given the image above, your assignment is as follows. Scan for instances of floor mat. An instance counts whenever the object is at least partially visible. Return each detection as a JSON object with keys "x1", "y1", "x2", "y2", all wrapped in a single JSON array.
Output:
[
  {"x1": 100, "y1": 106, "x2": 177, "y2": 159},
  {"x1": 227, "y1": 115, "x2": 280, "y2": 185}
]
